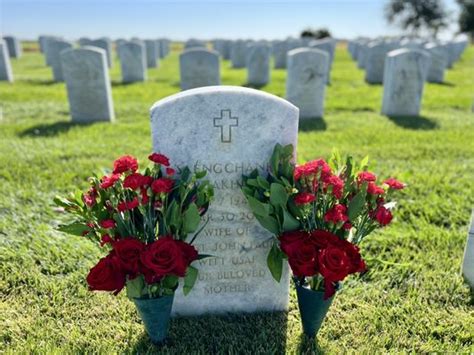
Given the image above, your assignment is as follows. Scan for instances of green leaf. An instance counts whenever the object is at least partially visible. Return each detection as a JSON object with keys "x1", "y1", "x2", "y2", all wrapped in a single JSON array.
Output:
[
  {"x1": 246, "y1": 179, "x2": 260, "y2": 188},
  {"x1": 183, "y1": 266, "x2": 198, "y2": 296},
  {"x1": 256, "y1": 176, "x2": 270, "y2": 190},
  {"x1": 183, "y1": 203, "x2": 201, "y2": 233},
  {"x1": 360, "y1": 155, "x2": 369, "y2": 171},
  {"x1": 197, "y1": 254, "x2": 214, "y2": 260},
  {"x1": 281, "y1": 144, "x2": 294, "y2": 159},
  {"x1": 246, "y1": 195, "x2": 271, "y2": 217},
  {"x1": 58, "y1": 223, "x2": 89, "y2": 236},
  {"x1": 282, "y1": 209, "x2": 300, "y2": 231},
  {"x1": 53, "y1": 196, "x2": 76, "y2": 208},
  {"x1": 270, "y1": 183, "x2": 288, "y2": 207},
  {"x1": 162, "y1": 275, "x2": 179, "y2": 290},
  {"x1": 270, "y1": 144, "x2": 282, "y2": 174},
  {"x1": 194, "y1": 170, "x2": 207, "y2": 179},
  {"x1": 255, "y1": 215, "x2": 280, "y2": 234},
  {"x1": 126, "y1": 276, "x2": 147, "y2": 299},
  {"x1": 267, "y1": 242, "x2": 284, "y2": 282},
  {"x1": 348, "y1": 191, "x2": 366, "y2": 221}
]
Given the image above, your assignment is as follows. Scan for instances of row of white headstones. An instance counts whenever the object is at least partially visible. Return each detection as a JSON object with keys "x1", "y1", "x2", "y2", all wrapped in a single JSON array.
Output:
[{"x1": 1, "y1": 34, "x2": 472, "y2": 313}]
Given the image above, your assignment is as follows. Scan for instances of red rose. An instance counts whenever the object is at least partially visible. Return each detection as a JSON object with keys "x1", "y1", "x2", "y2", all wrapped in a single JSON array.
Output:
[
  {"x1": 280, "y1": 231, "x2": 317, "y2": 277},
  {"x1": 117, "y1": 197, "x2": 139, "y2": 212},
  {"x1": 383, "y1": 178, "x2": 405, "y2": 190},
  {"x1": 113, "y1": 238, "x2": 145, "y2": 277},
  {"x1": 151, "y1": 178, "x2": 174, "y2": 195},
  {"x1": 140, "y1": 237, "x2": 192, "y2": 282},
  {"x1": 373, "y1": 206, "x2": 393, "y2": 226},
  {"x1": 176, "y1": 240, "x2": 199, "y2": 264},
  {"x1": 308, "y1": 229, "x2": 336, "y2": 249},
  {"x1": 166, "y1": 167, "x2": 176, "y2": 176},
  {"x1": 294, "y1": 192, "x2": 316, "y2": 206},
  {"x1": 324, "y1": 204, "x2": 348, "y2": 224},
  {"x1": 100, "y1": 174, "x2": 120, "y2": 189},
  {"x1": 100, "y1": 219, "x2": 116, "y2": 229},
  {"x1": 123, "y1": 173, "x2": 151, "y2": 190},
  {"x1": 86, "y1": 252, "x2": 126, "y2": 295},
  {"x1": 358, "y1": 171, "x2": 377, "y2": 183},
  {"x1": 324, "y1": 175, "x2": 344, "y2": 199},
  {"x1": 367, "y1": 182, "x2": 385, "y2": 195},
  {"x1": 148, "y1": 153, "x2": 170, "y2": 166},
  {"x1": 113, "y1": 155, "x2": 138, "y2": 174}
]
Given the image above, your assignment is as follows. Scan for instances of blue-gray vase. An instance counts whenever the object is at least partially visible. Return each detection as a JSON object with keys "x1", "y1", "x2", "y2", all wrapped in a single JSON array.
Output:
[
  {"x1": 133, "y1": 294, "x2": 174, "y2": 344},
  {"x1": 295, "y1": 281, "x2": 335, "y2": 338}
]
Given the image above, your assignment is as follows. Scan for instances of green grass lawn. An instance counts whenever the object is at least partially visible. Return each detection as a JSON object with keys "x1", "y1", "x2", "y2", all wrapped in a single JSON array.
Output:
[{"x1": 1, "y1": 41, "x2": 474, "y2": 354}]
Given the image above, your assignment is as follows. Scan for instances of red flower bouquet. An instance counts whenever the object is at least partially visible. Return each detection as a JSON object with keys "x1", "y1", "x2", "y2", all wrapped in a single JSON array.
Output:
[
  {"x1": 241, "y1": 144, "x2": 405, "y2": 336},
  {"x1": 54, "y1": 153, "x2": 214, "y2": 343}
]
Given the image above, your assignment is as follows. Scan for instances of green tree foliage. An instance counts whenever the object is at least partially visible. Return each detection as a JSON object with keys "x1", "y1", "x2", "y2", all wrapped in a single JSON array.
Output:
[
  {"x1": 457, "y1": 0, "x2": 474, "y2": 41},
  {"x1": 300, "y1": 27, "x2": 332, "y2": 39},
  {"x1": 385, "y1": 0, "x2": 449, "y2": 37}
]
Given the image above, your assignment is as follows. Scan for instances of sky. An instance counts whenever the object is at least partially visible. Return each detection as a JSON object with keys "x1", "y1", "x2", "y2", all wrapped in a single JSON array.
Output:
[{"x1": 1, "y1": 0, "x2": 462, "y2": 41}]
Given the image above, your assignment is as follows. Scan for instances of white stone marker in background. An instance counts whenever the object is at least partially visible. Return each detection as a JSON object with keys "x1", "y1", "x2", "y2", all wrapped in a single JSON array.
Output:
[
  {"x1": 381, "y1": 48, "x2": 431, "y2": 117},
  {"x1": 231, "y1": 40, "x2": 247, "y2": 68},
  {"x1": 246, "y1": 44, "x2": 270, "y2": 86},
  {"x1": 424, "y1": 43, "x2": 447, "y2": 83},
  {"x1": 272, "y1": 40, "x2": 288, "y2": 69},
  {"x1": 179, "y1": 48, "x2": 220, "y2": 91},
  {"x1": 309, "y1": 38, "x2": 336, "y2": 84},
  {"x1": 145, "y1": 40, "x2": 159, "y2": 68},
  {"x1": 150, "y1": 86, "x2": 298, "y2": 315},
  {"x1": 3, "y1": 36, "x2": 22, "y2": 58},
  {"x1": 89, "y1": 38, "x2": 113, "y2": 68},
  {"x1": 185, "y1": 39, "x2": 206, "y2": 49},
  {"x1": 49, "y1": 39, "x2": 73, "y2": 82},
  {"x1": 61, "y1": 47, "x2": 114, "y2": 122},
  {"x1": 286, "y1": 48, "x2": 328, "y2": 119},
  {"x1": 118, "y1": 41, "x2": 147, "y2": 83},
  {"x1": 462, "y1": 210, "x2": 474, "y2": 291},
  {"x1": 365, "y1": 42, "x2": 392, "y2": 84},
  {"x1": 0, "y1": 40, "x2": 14, "y2": 82}
]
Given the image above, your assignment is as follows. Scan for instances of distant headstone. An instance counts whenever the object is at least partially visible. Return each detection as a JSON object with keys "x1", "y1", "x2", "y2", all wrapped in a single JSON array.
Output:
[
  {"x1": 78, "y1": 38, "x2": 93, "y2": 46},
  {"x1": 222, "y1": 40, "x2": 232, "y2": 60},
  {"x1": 38, "y1": 35, "x2": 48, "y2": 53},
  {"x1": 462, "y1": 210, "x2": 474, "y2": 291},
  {"x1": 150, "y1": 85, "x2": 298, "y2": 315},
  {"x1": 49, "y1": 39, "x2": 73, "y2": 82},
  {"x1": 286, "y1": 48, "x2": 328, "y2": 119},
  {"x1": 309, "y1": 38, "x2": 336, "y2": 83},
  {"x1": 43, "y1": 36, "x2": 62, "y2": 66},
  {"x1": 61, "y1": 47, "x2": 115, "y2": 122},
  {"x1": 231, "y1": 40, "x2": 247, "y2": 68},
  {"x1": 145, "y1": 40, "x2": 159, "y2": 68},
  {"x1": 118, "y1": 41, "x2": 147, "y2": 83},
  {"x1": 179, "y1": 48, "x2": 220, "y2": 91},
  {"x1": 0, "y1": 40, "x2": 14, "y2": 82},
  {"x1": 246, "y1": 44, "x2": 270, "y2": 86},
  {"x1": 365, "y1": 42, "x2": 392, "y2": 84},
  {"x1": 185, "y1": 39, "x2": 206, "y2": 49},
  {"x1": 381, "y1": 48, "x2": 431, "y2": 117},
  {"x1": 88, "y1": 38, "x2": 113, "y2": 67},
  {"x1": 155, "y1": 39, "x2": 164, "y2": 59},
  {"x1": 272, "y1": 40, "x2": 288, "y2": 69},
  {"x1": 3, "y1": 36, "x2": 22, "y2": 58},
  {"x1": 357, "y1": 42, "x2": 369, "y2": 69},
  {"x1": 424, "y1": 43, "x2": 447, "y2": 83}
]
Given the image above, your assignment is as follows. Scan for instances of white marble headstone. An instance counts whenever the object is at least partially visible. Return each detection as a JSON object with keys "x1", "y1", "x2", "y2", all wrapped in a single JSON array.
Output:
[
  {"x1": 0, "y1": 40, "x2": 14, "y2": 82},
  {"x1": 118, "y1": 41, "x2": 147, "y2": 83},
  {"x1": 49, "y1": 39, "x2": 73, "y2": 82},
  {"x1": 61, "y1": 47, "x2": 115, "y2": 122},
  {"x1": 179, "y1": 48, "x2": 220, "y2": 91},
  {"x1": 3, "y1": 36, "x2": 22, "y2": 58},
  {"x1": 144, "y1": 40, "x2": 159, "y2": 68},
  {"x1": 150, "y1": 86, "x2": 299, "y2": 315},
  {"x1": 381, "y1": 48, "x2": 431, "y2": 117},
  {"x1": 246, "y1": 44, "x2": 270, "y2": 86},
  {"x1": 286, "y1": 48, "x2": 328, "y2": 119},
  {"x1": 272, "y1": 40, "x2": 288, "y2": 69},
  {"x1": 424, "y1": 43, "x2": 447, "y2": 83},
  {"x1": 231, "y1": 40, "x2": 247, "y2": 68},
  {"x1": 365, "y1": 42, "x2": 392, "y2": 84},
  {"x1": 462, "y1": 210, "x2": 474, "y2": 291}
]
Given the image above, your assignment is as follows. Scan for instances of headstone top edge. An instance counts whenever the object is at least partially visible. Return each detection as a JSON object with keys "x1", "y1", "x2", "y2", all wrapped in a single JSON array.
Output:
[
  {"x1": 61, "y1": 46, "x2": 107, "y2": 56},
  {"x1": 287, "y1": 47, "x2": 329, "y2": 57}
]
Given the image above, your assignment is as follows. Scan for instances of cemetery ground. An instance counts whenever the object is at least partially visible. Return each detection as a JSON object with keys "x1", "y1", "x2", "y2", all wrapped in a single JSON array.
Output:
[{"x1": 1, "y1": 41, "x2": 473, "y2": 354}]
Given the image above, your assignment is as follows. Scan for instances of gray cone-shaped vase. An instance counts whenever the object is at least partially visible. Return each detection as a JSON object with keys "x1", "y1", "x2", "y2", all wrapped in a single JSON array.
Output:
[
  {"x1": 133, "y1": 294, "x2": 174, "y2": 344},
  {"x1": 295, "y1": 281, "x2": 335, "y2": 338}
]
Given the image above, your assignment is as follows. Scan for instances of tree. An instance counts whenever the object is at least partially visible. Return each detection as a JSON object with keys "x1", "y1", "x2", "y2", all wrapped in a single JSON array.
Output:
[
  {"x1": 385, "y1": 0, "x2": 450, "y2": 37},
  {"x1": 300, "y1": 28, "x2": 332, "y2": 39},
  {"x1": 457, "y1": 0, "x2": 474, "y2": 41}
]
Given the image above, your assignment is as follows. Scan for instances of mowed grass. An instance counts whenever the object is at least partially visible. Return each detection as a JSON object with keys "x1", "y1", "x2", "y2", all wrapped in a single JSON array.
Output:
[{"x1": 1, "y1": 41, "x2": 474, "y2": 354}]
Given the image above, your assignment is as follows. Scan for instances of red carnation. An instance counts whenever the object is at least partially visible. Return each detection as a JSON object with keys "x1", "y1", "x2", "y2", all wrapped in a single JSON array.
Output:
[
  {"x1": 100, "y1": 219, "x2": 116, "y2": 229},
  {"x1": 151, "y1": 178, "x2": 174, "y2": 195},
  {"x1": 83, "y1": 187, "x2": 97, "y2": 207},
  {"x1": 86, "y1": 252, "x2": 126, "y2": 295},
  {"x1": 140, "y1": 188, "x2": 149, "y2": 205},
  {"x1": 373, "y1": 206, "x2": 393, "y2": 226},
  {"x1": 294, "y1": 159, "x2": 331, "y2": 181},
  {"x1": 100, "y1": 174, "x2": 120, "y2": 189},
  {"x1": 100, "y1": 234, "x2": 113, "y2": 247},
  {"x1": 367, "y1": 182, "x2": 385, "y2": 195},
  {"x1": 123, "y1": 173, "x2": 151, "y2": 190},
  {"x1": 294, "y1": 192, "x2": 316, "y2": 206},
  {"x1": 113, "y1": 155, "x2": 138, "y2": 174},
  {"x1": 148, "y1": 153, "x2": 170, "y2": 166},
  {"x1": 358, "y1": 171, "x2": 377, "y2": 183},
  {"x1": 383, "y1": 178, "x2": 405, "y2": 190},
  {"x1": 324, "y1": 175, "x2": 344, "y2": 199},
  {"x1": 166, "y1": 167, "x2": 176, "y2": 176},
  {"x1": 324, "y1": 204, "x2": 349, "y2": 224},
  {"x1": 117, "y1": 197, "x2": 139, "y2": 212}
]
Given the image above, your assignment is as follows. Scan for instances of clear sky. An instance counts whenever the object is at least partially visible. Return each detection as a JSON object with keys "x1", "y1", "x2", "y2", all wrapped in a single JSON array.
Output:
[{"x1": 1, "y1": 0, "x2": 462, "y2": 41}]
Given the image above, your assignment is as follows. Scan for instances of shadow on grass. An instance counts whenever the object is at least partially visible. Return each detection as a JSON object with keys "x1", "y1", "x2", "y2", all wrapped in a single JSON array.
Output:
[
  {"x1": 297, "y1": 333, "x2": 325, "y2": 355},
  {"x1": 131, "y1": 311, "x2": 289, "y2": 353},
  {"x1": 432, "y1": 81, "x2": 456, "y2": 87},
  {"x1": 387, "y1": 115, "x2": 439, "y2": 130},
  {"x1": 18, "y1": 121, "x2": 93, "y2": 138},
  {"x1": 22, "y1": 78, "x2": 58, "y2": 85},
  {"x1": 299, "y1": 118, "x2": 327, "y2": 132},
  {"x1": 243, "y1": 82, "x2": 267, "y2": 90}
]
